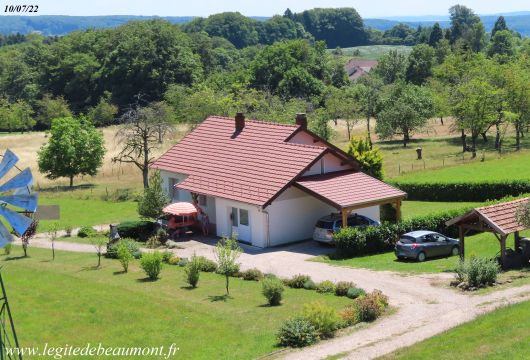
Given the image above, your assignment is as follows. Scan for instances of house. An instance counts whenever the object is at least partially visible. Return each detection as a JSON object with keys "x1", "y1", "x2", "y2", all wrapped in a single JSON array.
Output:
[
  {"x1": 151, "y1": 113, "x2": 406, "y2": 248},
  {"x1": 344, "y1": 59, "x2": 378, "y2": 81}
]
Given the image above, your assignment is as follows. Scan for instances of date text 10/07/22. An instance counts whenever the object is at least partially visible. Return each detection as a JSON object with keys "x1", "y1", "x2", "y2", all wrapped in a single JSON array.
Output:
[{"x1": 5, "y1": 5, "x2": 39, "y2": 13}]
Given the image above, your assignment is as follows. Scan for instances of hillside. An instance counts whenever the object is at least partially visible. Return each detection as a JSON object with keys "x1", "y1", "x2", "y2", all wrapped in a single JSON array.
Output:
[{"x1": 1, "y1": 12, "x2": 529, "y2": 37}]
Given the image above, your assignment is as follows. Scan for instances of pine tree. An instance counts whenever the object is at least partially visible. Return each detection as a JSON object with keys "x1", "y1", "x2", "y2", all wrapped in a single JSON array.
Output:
[{"x1": 429, "y1": 23, "x2": 443, "y2": 46}]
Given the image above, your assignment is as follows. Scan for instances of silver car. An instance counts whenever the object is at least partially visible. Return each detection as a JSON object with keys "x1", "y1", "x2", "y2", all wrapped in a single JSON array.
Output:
[
  {"x1": 395, "y1": 231, "x2": 460, "y2": 262},
  {"x1": 313, "y1": 213, "x2": 380, "y2": 244}
]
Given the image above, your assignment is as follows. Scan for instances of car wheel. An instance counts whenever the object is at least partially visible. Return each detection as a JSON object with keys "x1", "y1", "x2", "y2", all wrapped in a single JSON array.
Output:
[
  {"x1": 417, "y1": 252, "x2": 426, "y2": 262},
  {"x1": 451, "y1": 246, "x2": 460, "y2": 256}
]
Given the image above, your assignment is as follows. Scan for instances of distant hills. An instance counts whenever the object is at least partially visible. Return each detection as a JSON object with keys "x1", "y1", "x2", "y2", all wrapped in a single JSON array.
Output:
[{"x1": 1, "y1": 12, "x2": 529, "y2": 37}]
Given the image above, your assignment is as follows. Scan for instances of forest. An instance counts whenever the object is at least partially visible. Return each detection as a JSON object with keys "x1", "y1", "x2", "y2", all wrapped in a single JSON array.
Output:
[{"x1": 0, "y1": 5, "x2": 528, "y2": 158}]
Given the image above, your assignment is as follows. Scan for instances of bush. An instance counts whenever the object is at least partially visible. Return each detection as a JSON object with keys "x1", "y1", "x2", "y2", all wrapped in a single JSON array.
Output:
[
  {"x1": 161, "y1": 250, "x2": 173, "y2": 264},
  {"x1": 241, "y1": 268, "x2": 263, "y2": 281},
  {"x1": 140, "y1": 251, "x2": 163, "y2": 280},
  {"x1": 454, "y1": 257, "x2": 500, "y2": 289},
  {"x1": 346, "y1": 287, "x2": 366, "y2": 299},
  {"x1": 277, "y1": 318, "x2": 319, "y2": 347},
  {"x1": 335, "y1": 281, "x2": 356, "y2": 296},
  {"x1": 177, "y1": 258, "x2": 189, "y2": 267},
  {"x1": 195, "y1": 256, "x2": 218, "y2": 272},
  {"x1": 146, "y1": 235, "x2": 162, "y2": 249},
  {"x1": 391, "y1": 181, "x2": 530, "y2": 202},
  {"x1": 78, "y1": 226, "x2": 97, "y2": 238},
  {"x1": 340, "y1": 305, "x2": 359, "y2": 326},
  {"x1": 184, "y1": 256, "x2": 201, "y2": 288},
  {"x1": 262, "y1": 277, "x2": 284, "y2": 306},
  {"x1": 116, "y1": 240, "x2": 134, "y2": 272},
  {"x1": 284, "y1": 274, "x2": 311, "y2": 288},
  {"x1": 316, "y1": 280, "x2": 336, "y2": 294},
  {"x1": 354, "y1": 290, "x2": 388, "y2": 322},
  {"x1": 106, "y1": 238, "x2": 140, "y2": 259},
  {"x1": 117, "y1": 220, "x2": 156, "y2": 241},
  {"x1": 303, "y1": 280, "x2": 316, "y2": 290},
  {"x1": 4, "y1": 243, "x2": 12, "y2": 255},
  {"x1": 301, "y1": 301, "x2": 341, "y2": 338},
  {"x1": 168, "y1": 256, "x2": 180, "y2": 265}
]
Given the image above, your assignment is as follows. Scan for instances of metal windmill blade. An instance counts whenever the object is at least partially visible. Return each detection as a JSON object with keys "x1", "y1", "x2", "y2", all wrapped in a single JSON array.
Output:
[{"x1": 0, "y1": 149, "x2": 38, "y2": 245}]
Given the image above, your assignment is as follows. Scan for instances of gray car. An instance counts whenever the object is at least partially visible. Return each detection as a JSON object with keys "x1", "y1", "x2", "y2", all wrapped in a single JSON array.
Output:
[{"x1": 395, "y1": 231, "x2": 460, "y2": 262}]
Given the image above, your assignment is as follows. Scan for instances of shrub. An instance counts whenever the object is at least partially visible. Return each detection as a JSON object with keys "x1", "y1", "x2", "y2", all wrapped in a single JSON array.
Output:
[
  {"x1": 241, "y1": 268, "x2": 263, "y2": 281},
  {"x1": 168, "y1": 256, "x2": 180, "y2": 265},
  {"x1": 177, "y1": 258, "x2": 189, "y2": 267},
  {"x1": 454, "y1": 257, "x2": 500, "y2": 289},
  {"x1": 146, "y1": 235, "x2": 162, "y2": 249},
  {"x1": 161, "y1": 250, "x2": 173, "y2": 264},
  {"x1": 4, "y1": 243, "x2": 12, "y2": 255},
  {"x1": 335, "y1": 281, "x2": 356, "y2": 296},
  {"x1": 140, "y1": 251, "x2": 163, "y2": 280},
  {"x1": 340, "y1": 305, "x2": 359, "y2": 326},
  {"x1": 346, "y1": 287, "x2": 366, "y2": 299},
  {"x1": 262, "y1": 277, "x2": 284, "y2": 306},
  {"x1": 277, "y1": 318, "x2": 319, "y2": 348},
  {"x1": 354, "y1": 290, "x2": 389, "y2": 322},
  {"x1": 117, "y1": 220, "x2": 156, "y2": 241},
  {"x1": 301, "y1": 301, "x2": 341, "y2": 338},
  {"x1": 165, "y1": 240, "x2": 181, "y2": 249},
  {"x1": 316, "y1": 280, "x2": 336, "y2": 294},
  {"x1": 391, "y1": 181, "x2": 530, "y2": 202},
  {"x1": 78, "y1": 226, "x2": 97, "y2": 238},
  {"x1": 284, "y1": 274, "x2": 311, "y2": 288},
  {"x1": 116, "y1": 240, "x2": 134, "y2": 272},
  {"x1": 303, "y1": 280, "x2": 316, "y2": 290},
  {"x1": 195, "y1": 256, "x2": 218, "y2": 272},
  {"x1": 106, "y1": 238, "x2": 140, "y2": 259},
  {"x1": 184, "y1": 256, "x2": 201, "y2": 288}
]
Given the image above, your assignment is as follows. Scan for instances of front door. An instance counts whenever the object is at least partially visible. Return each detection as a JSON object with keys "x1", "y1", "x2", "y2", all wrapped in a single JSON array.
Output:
[{"x1": 231, "y1": 207, "x2": 251, "y2": 243}]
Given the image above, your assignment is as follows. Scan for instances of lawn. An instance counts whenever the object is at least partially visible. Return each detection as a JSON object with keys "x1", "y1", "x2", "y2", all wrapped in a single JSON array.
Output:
[
  {"x1": 401, "y1": 201, "x2": 481, "y2": 219},
  {"x1": 393, "y1": 150, "x2": 530, "y2": 183},
  {"x1": 37, "y1": 197, "x2": 139, "y2": 232},
  {"x1": 382, "y1": 300, "x2": 530, "y2": 359},
  {"x1": 314, "y1": 232, "x2": 529, "y2": 273},
  {"x1": 2, "y1": 247, "x2": 351, "y2": 359},
  {"x1": 330, "y1": 45, "x2": 412, "y2": 60}
]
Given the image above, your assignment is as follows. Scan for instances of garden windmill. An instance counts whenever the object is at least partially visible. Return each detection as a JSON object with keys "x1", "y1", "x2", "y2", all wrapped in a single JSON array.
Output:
[{"x1": 0, "y1": 149, "x2": 38, "y2": 360}]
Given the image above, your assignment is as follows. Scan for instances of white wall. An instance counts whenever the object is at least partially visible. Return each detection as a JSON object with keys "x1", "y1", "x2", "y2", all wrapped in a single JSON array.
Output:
[
  {"x1": 215, "y1": 198, "x2": 267, "y2": 247},
  {"x1": 349, "y1": 205, "x2": 380, "y2": 223}
]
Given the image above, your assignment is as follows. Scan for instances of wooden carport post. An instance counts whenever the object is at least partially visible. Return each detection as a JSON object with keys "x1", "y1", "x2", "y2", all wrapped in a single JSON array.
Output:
[
  {"x1": 459, "y1": 225, "x2": 465, "y2": 260},
  {"x1": 341, "y1": 208, "x2": 349, "y2": 228},
  {"x1": 500, "y1": 235, "x2": 507, "y2": 268},
  {"x1": 395, "y1": 199, "x2": 402, "y2": 221},
  {"x1": 515, "y1": 231, "x2": 521, "y2": 251}
]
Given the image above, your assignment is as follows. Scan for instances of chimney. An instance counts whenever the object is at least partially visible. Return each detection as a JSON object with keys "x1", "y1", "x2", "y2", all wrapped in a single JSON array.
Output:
[
  {"x1": 235, "y1": 112, "x2": 245, "y2": 132},
  {"x1": 295, "y1": 113, "x2": 307, "y2": 129}
]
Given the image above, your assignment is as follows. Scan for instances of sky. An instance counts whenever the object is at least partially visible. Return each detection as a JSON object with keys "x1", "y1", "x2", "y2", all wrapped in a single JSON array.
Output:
[{"x1": 2, "y1": 0, "x2": 528, "y2": 18}]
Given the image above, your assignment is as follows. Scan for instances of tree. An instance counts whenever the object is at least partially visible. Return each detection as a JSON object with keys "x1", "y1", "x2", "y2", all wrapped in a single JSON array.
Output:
[
  {"x1": 406, "y1": 44, "x2": 435, "y2": 85},
  {"x1": 137, "y1": 171, "x2": 169, "y2": 219},
  {"x1": 491, "y1": 16, "x2": 508, "y2": 37},
  {"x1": 113, "y1": 101, "x2": 175, "y2": 188},
  {"x1": 373, "y1": 50, "x2": 407, "y2": 84},
  {"x1": 116, "y1": 240, "x2": 133, "y2": 273},
  {"x1": 35, "y1": 94, "x2": 72, "y2": 129},
  {"x1": 428, "y1": 23, "x2": 444, "y2": 47},
  {"x1": 355, "y1": 75, "x2": 383, "y2": 147},
  {"x1": 87, "y1": 94, "x2": 118, "y2": 126},
  {"x1": 504, "y1": 61, "x2": 530, "y2": 151},
  {"x1": 347, "y1": 138, "x2": 383, "y2": 179},
  {"x1": 214, "y1": 234, "x2": 241, "y2": 296},
  {"x1": 38, "y1": 116, "x2": 106, "y2": 187},
  {"x1": 324, "y1": 86, "x2": 359, "y2": 139},
  {"x1": 516, "y1": 199, "x2": 530, "y2": 228},
  {"x1": 0, "y1": 99, "x2": 35, "y2": 132},
  {"x1": 91, "y1": 236, "x2": 107, "y2": 268},
  {"x1": 376, "y1": 82, "x2": 434, "y2": 147},
  {"x1": 48, "y1": 222, "x2": 60, "y2": 260},
  {"x1": 308, "y1": 108, "x2": 334, "y2": 141},
  {"x1": 487, "y1": 30, "x2": 515, "y2": 62},
  {"x1": 449, "y1": 5, "x2": 481, "y2": 44}
]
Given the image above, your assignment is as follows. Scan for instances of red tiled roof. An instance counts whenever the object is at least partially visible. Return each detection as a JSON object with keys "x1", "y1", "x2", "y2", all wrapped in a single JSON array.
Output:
[
  {"x1": 295, "y1": 171, "x2": 406, "y2": 209},
  {"x1": 447, "y1": 197, "x2": 530, "y2": 235},
  {"x1": 152, "y1": 116, "x2": 326, "y2": 206},
  {"x1": 344, "y1": 59, "x2": 378, "y2": 81}
]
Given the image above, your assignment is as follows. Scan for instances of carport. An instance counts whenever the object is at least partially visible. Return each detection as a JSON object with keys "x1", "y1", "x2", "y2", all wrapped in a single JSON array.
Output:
[{"x1": 446, "y1": 198, "x2": 530, "y2": 267}]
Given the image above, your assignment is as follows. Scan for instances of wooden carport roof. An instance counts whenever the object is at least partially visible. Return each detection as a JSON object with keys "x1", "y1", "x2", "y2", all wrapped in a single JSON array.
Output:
[{"x1": 446, "y1": 197, "x2": 529, "y2": 266}]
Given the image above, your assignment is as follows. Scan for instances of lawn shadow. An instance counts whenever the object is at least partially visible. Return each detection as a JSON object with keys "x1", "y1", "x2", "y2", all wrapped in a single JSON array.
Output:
[
  {"x1": 136, "y1": 277, "x2": 159, "y2": 283},
  {"x1": 4, "y1": 255, "x2": 27, "y2": 261},
  {"x1": 113, "y1": 270, "x2": 127, "y2": 275},
  {"x1": 207, "y1": 294, "x2": 231, "y2": 302},
  {"x1": 79, "y1": 265, "x2": 101, "y2": 271},
  {"x1": 180, "y1": 285, "x2": 196, "y2": 290}
]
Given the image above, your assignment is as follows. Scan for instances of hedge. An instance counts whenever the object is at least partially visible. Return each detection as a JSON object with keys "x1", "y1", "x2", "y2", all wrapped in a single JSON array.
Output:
[
  {"x1": 116, "y1": 220, "x2": 156, "y2": 241},
  {"x1": 390, "y1": 181, "x2": 530, "y2": 202},
  {"x1": 334, "y1": 208, "x2": 469, "y2": 258}
]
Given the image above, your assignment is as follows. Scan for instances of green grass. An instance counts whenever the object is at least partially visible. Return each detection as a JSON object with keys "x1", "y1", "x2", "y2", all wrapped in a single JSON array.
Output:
[
  {"x1": 2, "y1": 247, "x2": 351, "y2": 359},
  {"x1": 314, "y1": 232, "x2": 530, "y2": 273},
  {"x1": 402, "y1": 201, "x2": 482, "y2": 219},
  {"x1": 382, "y1": 300, "x2": 530, "y2": 359},
  {"x1": 393, "y1": 150, "x2": 530, "y2": 184},
  {"x1": 37, "y1": 197, "x2": 139, "y2": 232},
  {"x1": 330, "y1": 45, "x2": 412, "y2": 60}
]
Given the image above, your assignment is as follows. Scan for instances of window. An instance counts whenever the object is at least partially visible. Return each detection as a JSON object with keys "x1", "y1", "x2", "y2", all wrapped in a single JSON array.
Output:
[
  {"x1": 169, "y1": 178, "x2": 179, "y2": 200},
  {"x1": 198, "y1": 195, "x2": 207, "y2": 207},
  {"x1": 239, "y1": 209, "x2": 249, "y2": 226},
  {"x1": 432, "y1": 234, "x2": 446, "y2": 242}
]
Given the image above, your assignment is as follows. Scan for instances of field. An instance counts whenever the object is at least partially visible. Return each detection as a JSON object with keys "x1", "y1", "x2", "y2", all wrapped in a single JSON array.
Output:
[
  {"x1": 401, "y1": 201, "x2": 481, "y2": 219},
  {"x1": 2, "y1": 247, "x2": 351, "y2": 359},
  {"x1": 383, "y1": 300, "x2": 530, "y2": 359},
  {"x1": 315, "y1": 231, "x2": 530, "y2": 273},
  {"x1": 330, "y1": 45, "x2": 412, "y2": 60}
]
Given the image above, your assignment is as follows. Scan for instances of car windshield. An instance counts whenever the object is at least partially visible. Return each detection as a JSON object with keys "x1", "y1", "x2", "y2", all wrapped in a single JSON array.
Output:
[
  {"x1": 399, "y1": 235, "x2": 416, "y2": 244},
  {"x1": 316, "y1": 220, "x2": 335, "y2": 230}
]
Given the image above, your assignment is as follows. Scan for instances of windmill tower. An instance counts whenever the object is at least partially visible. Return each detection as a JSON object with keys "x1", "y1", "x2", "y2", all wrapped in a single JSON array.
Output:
[{"x1": 0, "y1": 149, "x2": 38, "y2": 360}]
